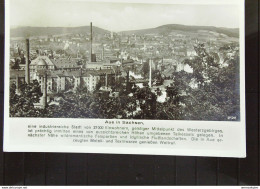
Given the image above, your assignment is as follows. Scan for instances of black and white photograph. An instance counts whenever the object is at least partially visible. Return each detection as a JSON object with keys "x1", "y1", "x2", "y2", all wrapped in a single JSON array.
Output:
[
  {"x1": 4, "y1": 0, "x2": 260, "y2": 184},
  {"x1": 3, "y1": 0, "x2": 246, "y2": 157},
  {"x1": 8, "y1": 0, "x2": 241, "y2": 121}
]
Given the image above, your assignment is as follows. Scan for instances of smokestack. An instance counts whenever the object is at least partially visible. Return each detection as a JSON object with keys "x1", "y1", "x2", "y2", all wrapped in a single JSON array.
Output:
[
  {"x1": 18, "y1": 46, "x2": 21, "y2": 56},
  {"x1": 149, "y1": 58, "x2": 152, "y2": 88},
  {"x1": 126, "y1": 70, "x2": 130, "y2": 91},
  {"x1": 25, "y1": 39, "x2": 30, "y2": 83},
  {"x1": 80, "y1": 68, "x2": 82, "y2": 76},
  {"x1": 42, "y1": 73, "x2": 47, "y2": 109},
  {"x1": 90, "y1": 22, "x2": 93, "y2": 62},
  {"x1": 92, "y1": 54, "x2": 96, "y2": 62},
  {"x1": 105, "y1": 73, "x2": 108, "y2": 88}
]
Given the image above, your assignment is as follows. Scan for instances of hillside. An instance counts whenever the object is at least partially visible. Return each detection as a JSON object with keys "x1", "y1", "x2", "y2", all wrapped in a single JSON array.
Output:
[
  {"x1": 11, "y1": 24, "x2": 239, "y2": 38},
  {"x1": 120, "y1": 24, "x2": 239, "y2": 38},
  {"x1": 10, "y1": 26, "x2": 110, "y2": 38}
]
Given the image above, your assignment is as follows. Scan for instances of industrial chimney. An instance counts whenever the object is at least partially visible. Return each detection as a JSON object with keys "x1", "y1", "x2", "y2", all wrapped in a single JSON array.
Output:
[
  {"x1": 25, "y1": 39, "x2": 30, "y2": 83},
  {"x1": 149, "y1": 58, "x2": 152, "y2": 88},
  {"x1": 42, "y1": 73, "x2": 47, "y2": 109},
  {"x1": 90, "y1": 22, "x2": 93, "y2": 62},
  {"x1": 126, "y1": 70, "x2": 130, "y2": 92},
  {"x1": 105, "y1": 73, "x2": 108, "y2": 88}
]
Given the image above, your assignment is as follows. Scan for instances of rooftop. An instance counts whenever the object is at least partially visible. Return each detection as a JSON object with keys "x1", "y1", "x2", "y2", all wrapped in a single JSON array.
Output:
[{"x1": 52, "y1": 58, "x2": 82, "y2": 69}]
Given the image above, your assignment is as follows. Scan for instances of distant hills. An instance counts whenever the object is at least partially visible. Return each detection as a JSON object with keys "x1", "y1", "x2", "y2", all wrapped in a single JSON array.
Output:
[
  {"x1": 10, "y1": 24, "x2": 239, "y2": 38},
  {"x1": 120, "y1": 24, "x2": 239, "y2": 38},
  {"x1": 10, "y1": 26, "x2": 110, "y2": 38}
]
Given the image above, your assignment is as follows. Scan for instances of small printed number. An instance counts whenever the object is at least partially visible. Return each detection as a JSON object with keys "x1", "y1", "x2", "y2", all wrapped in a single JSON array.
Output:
[
  {"x1": 228, "y1": 116, "x2": 237, "y2": 120},
  {"x1": 93, "y1": 126, "x2": 104, "y2": 129}
]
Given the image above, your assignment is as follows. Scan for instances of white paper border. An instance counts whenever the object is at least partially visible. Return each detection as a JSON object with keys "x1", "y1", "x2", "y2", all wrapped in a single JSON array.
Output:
[{"x1": 3, "y1": 0, "x2": 246, "y2": 158}]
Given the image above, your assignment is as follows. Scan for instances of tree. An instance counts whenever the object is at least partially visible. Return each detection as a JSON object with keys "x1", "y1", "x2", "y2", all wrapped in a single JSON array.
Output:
[
  {"x1": 152, "y1": 70, "x2": 164, "y2": 85},
  {"x1": 95, "y1": 81, "x2": 102, "y2": 91},
  {"x1": 11, "y1": 58, "x2": 21, "y2": 70},
  {"x1": 178, "y1": 43, "x2": 240, "y2": 121},
  {"x1": 132, "y1": 86, "x2": 157, "y2": 119},
  {"x1": 10, "y1": 80, "x2": 43, "y2": 117},
  {"x1": 76, "y1": 86, "x2": 88, "y2": 94}
]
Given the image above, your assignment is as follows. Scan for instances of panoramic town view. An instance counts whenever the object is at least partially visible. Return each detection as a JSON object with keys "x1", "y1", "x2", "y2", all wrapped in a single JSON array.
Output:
[{"x1": 9, "y1": 1, "x2": 240, "y2": 121}]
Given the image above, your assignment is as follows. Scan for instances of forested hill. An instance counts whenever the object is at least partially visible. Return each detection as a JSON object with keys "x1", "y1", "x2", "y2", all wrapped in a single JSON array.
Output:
[
  {"x1": 120, "y1": 24, "x2": 239, "y2": 38},
  {"x1": 11, "y1": 24, "x2": 239, "y2": 38},
  {"x1": 10, "y1": 26, "x2": 110, "y2": 38}
]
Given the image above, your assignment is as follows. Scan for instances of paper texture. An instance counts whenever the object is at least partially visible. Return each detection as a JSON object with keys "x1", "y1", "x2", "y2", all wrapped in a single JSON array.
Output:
[{"x1": 4, "y1": 0, "x2": 246, "y2": 157}]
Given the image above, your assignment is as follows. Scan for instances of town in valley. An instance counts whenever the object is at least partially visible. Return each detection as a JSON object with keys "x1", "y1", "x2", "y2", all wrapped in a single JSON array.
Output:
[{"x1": 9, "y1": 22, "x2": 240, "y2": 121}]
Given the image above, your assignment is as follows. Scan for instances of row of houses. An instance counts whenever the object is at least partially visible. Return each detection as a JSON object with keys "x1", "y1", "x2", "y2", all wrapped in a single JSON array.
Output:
[{"x1": 10, "y1": 55, "x2": 118, "y2": 94}]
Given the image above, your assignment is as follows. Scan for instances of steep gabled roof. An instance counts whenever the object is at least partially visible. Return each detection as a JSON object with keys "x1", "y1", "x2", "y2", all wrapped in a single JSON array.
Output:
[{"x1": 30, "y1": 56, "x2": 55, "y2": 67}]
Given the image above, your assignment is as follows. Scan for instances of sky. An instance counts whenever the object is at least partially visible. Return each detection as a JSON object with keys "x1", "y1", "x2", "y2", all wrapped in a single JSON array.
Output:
[{"x1": 10, "y1": 0, "x2": 240, "y2": 32}]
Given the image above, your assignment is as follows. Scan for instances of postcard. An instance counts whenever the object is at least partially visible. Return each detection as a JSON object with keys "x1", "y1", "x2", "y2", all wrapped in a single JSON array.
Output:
[{"x1": 4, "y1": 0, "x2": 246, "y2": 157}]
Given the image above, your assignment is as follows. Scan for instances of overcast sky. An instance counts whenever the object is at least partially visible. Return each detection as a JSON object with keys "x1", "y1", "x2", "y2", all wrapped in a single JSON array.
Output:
[{"x1": 10, "y1": 0, "x2": 240, "y2": 32}]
